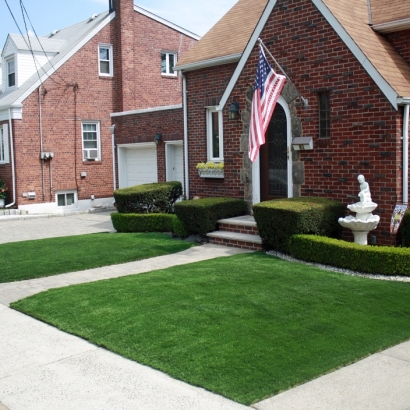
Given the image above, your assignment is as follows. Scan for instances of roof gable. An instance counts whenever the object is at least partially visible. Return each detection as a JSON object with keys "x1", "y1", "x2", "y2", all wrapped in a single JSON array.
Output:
[{"x1": 371, "y1": 0, "x2": 410, "y2": 25}]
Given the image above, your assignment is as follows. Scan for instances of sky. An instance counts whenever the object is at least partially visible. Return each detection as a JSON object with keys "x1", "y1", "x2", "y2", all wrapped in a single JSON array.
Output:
[{"x1": 0, "y1": 0, "x2": 238, "y2": 48}]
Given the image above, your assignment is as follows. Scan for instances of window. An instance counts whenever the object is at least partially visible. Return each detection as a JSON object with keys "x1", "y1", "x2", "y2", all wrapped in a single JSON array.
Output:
[
  {"x1": 57, "y1": 191, "x2": 77, "y2": 207},
  {"x1": 206, "y1": 108, "x2": 223, "y2": 161},
  {"x1": 7, "y1": 58, "x2": 15, "y2": 87},
  {"x1": 82, "y1": 122, "x2": 101, "y2": 161},
  {"x1": 319, "y1": 92, "x2": 330, "y2": 139},
  {"x1": 0, "y1": 124, "x2": 9, "y2": 163},
  {"x1": 99, "y1": 44, "x2": 113, "y2": 76},
  {"x1": 161, "y1": 52, "x2": 177, "y2": 76}
]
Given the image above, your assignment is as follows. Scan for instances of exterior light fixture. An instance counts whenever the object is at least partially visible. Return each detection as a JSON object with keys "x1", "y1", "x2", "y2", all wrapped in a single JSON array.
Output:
[
  {"x1": 228, "y1": 101, "x2": 240, "y2": 120},
  {"x1": 154, "y1": 133, "x2": 162, "y2": 145},
  {"x1": 292, "y1": 137, "x2": 314, "y2": 151},
  {"x1": 109, "y1": 124, "x2": 116, "y2": 134}
]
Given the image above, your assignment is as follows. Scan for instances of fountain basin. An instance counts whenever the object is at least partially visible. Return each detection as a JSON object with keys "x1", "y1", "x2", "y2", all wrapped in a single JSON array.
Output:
[
  {"x1": 347, "y1": 202, "x2": 378, "y2": 214},
  {"x1": 338, "y1": 215, "x2": 380, "y2": 245}
]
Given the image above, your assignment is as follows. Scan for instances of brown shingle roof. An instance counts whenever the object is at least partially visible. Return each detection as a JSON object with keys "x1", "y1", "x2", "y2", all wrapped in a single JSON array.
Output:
[
  {"x1": 323, "y1": 0, "x2": 410, "y2": 97},
  {"x1": 371, "y1": 0, "x2": 410, "y2": 25},
  {"x1": 176, "y1": 0, "x2": 269, "y2": 68}
]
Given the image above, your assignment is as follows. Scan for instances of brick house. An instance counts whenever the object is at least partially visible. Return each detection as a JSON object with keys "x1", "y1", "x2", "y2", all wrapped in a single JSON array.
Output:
[
  {"x1": 0, "y1": 0, "x2": 198, "y2": 213},
  {"x1": 175, "y1": 0, "x2": 410, "y2": 245}
]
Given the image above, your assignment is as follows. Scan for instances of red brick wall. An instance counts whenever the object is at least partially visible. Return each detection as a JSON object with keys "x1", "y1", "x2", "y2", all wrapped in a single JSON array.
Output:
[
  {"x1": 185, "y1": 0, "x2": 405, "y2": 245},
  {"x1": 385, "y1": 29, "x2": 410, "y2": 66},
  {"x1": 4, "y1": 0, "x2": 196, "y2": 207},
  {"x1": 113, "y1": 108, "x2": 184, "y2": 182}
]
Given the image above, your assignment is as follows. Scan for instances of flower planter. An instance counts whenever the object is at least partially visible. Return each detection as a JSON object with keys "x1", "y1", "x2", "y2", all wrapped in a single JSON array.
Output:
[{"x1": 197, "y1": 169, "x2": 224, "y2": 179}]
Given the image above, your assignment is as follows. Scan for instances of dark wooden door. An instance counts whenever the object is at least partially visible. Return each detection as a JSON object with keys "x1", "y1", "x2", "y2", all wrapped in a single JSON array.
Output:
[{"x1": 260, "y1": 104, "x2": 288, "y2": 201}]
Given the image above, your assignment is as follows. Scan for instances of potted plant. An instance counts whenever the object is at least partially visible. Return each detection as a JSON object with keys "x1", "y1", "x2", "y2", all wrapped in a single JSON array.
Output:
[
  {"x1": 0, "y1": 179, "x2": 8, "y2": 208},
  {"x1": 196, "y1": 161, "x2": 224, "y2": 178}
]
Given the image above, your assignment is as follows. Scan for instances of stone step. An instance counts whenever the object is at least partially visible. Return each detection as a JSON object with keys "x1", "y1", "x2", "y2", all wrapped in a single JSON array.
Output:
[
  {"x1": 217, "y1": 215, "x2": 259, "y2": 236},
  {"x1": 206, "y1": 230, "x2": 263, "y2": 251}
]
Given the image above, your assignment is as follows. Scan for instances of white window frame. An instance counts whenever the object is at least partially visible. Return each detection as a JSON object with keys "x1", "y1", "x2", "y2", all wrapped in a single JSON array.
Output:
[
  {"x1": 161, "y1": 51, "x2": 177, "y2": 76},
  {"x1": 206, "y1": 107, "x2": 223, "y2": 161},
  {"x1": 56, "y1": 190, "x2": 77, "y2": 208},
  {"x1": 0, "y1": 124, "x2": 10, "y2": 164},
  {"x1": 82, "y1": 121, "x2": 101, "y2": 161},
  {"x1": 6, "y1": 57, "x2": 16, "y2": 88},
  {"x1": 98, "y1": 44, "x2": 113, "y2": 77}
]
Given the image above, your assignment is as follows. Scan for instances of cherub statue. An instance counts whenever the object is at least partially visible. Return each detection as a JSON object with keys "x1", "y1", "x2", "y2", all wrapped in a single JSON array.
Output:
[{"x1": 357, "y1": 174, "x2": 372, "y2": 204}]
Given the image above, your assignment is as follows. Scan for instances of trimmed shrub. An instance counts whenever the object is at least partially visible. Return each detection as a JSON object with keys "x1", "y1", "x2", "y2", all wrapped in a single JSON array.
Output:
[
  {"x1": 289, "y1": 234, "x2": 410, "y2": 276},
  {"x1": 174, "y1": 197, "x2": 247, "y2": 236},
  {"x1": 114, "y1": 181, "x2": 182, "y2": 214},
  {"x1": 253, "y1": 197, "x2": 344, "y2": 253},
  {"x1": 111, "y1": 213, "x2": 176, "y2": 233},
  {"x1": 172, "y1": 216, "x2": 189, "y2": 238},
  {"x1": 399, "y1": 211, "x2": 410, "y2": 247}
]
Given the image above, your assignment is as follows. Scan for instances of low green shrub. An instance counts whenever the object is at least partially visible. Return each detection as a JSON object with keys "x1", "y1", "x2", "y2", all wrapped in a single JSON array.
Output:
[
  {"x1": 111, "y1": 213, "x2": 176, "y2": 233},
  {"x1": 174, "y1": 197, "x2": 247, "y2": 236},
  {"x1": 399, "y1": 211, "x2": 410, "y2": 247},
  {"x1": 253, "y1": 197, "x2": 344, "y2": 253},
  {"x1": 289, "y1": 234, "x2": 410, "y2": 276},
  {"x1": 114, "y1": 181, "x2": 182, "y2": 214},
  {"x1": 172, "y1": 216, "x2": 189, "y2": 238}
]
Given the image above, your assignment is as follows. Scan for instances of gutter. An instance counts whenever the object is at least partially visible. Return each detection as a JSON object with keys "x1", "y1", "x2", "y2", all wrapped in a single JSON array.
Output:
[
  {"x1": 372, "y1": 18, "x2": 410, "y2": 33},
  {"x1": 182, "y1": 74, "x2": 189, "y2": 199},
  {"x1": 5, "y1": 108, "x2": 16, "y2": 208},
  {"x1": 174, "y1": 53, "x2": 242, "y2": 73},
  {"x1": 403, "y1": 104, "x2": 409, "y2": 203}
]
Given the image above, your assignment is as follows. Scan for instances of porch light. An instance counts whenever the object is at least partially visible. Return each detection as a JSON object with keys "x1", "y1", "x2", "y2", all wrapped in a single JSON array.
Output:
[
  {"x1": 228, "y1": 101, "x2": 240, "y2": 120},
  {"x1": 154, "y1": 133, "x2": 162, "y2": 145}
]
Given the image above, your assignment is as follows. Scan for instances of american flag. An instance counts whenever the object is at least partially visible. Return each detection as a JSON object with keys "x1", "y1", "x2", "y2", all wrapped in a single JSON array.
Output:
[{"x1": 248, "y1": 46, "x2": 286, "y2": 162}]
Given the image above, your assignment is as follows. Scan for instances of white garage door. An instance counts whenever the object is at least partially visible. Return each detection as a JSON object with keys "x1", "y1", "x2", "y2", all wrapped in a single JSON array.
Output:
[
  {"x1": 166, "y1": 143, "x2": 184, "y2": 191},
  {"x1": 125, "y1": 146, "x2": 158, "y2": 187}
]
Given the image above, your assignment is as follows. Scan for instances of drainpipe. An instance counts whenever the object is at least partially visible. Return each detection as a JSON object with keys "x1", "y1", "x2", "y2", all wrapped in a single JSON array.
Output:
[
  {"x1": 6, "y1": 108, "x2": 16, "y2": 208},
  {"x1": 403, "y1": 104, "x2": 409, "y2": 203},
  {"x1": 110, "y1": 124, "x2": 117, "y2": 191},
  {"x1": 182, "y1": 73, "x2": 189, "y2": 199}
]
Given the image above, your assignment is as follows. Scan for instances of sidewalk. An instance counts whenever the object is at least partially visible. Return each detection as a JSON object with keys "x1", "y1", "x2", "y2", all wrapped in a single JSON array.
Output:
[{"x1": 1, "y1": 212, "x2": 410, "y2": 409}]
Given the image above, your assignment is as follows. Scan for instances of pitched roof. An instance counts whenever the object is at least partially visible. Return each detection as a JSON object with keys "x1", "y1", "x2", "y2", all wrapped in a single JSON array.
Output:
[
  {"x1": 176, "y1": 0, "x2": 269, "y2": 69},
  {"x1": 7, "y1": 34, "x2": 66, "y2": 54},
  {"x1": 322, "y1": 0, "x2": 410, "y2": 98},
  {"x1": 371, "y1": 0, "x2": 410, "y2": 25}
]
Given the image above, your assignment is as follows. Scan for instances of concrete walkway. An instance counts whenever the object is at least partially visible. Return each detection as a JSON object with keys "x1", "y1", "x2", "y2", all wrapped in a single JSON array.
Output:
[{"x1": 1, "y1": 212, "x2": 410, "y2": 409}]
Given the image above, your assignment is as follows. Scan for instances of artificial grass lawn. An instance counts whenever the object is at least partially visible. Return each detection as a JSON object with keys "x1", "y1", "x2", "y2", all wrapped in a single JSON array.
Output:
[
  {"x1": 0, "y1": 232, "x2": 194, "y2": 283},
  {"x1": 12, "y1": 252, "x2": 410, "y2": 405}
]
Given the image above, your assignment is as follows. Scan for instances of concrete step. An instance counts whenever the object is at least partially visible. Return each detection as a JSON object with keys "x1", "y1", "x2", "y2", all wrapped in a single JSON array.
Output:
[
  {"x1": 206, "y1": 230, "x2": 263, "y2": 251},
  {"x1": 217, "y1": 215, "x2": 259, "y2": 236}
]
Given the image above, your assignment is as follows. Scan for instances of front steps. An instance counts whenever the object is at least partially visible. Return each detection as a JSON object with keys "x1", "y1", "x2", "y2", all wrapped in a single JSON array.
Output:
[{"x1": 206, "y1": 215, "x2": 263, "y2": 250}]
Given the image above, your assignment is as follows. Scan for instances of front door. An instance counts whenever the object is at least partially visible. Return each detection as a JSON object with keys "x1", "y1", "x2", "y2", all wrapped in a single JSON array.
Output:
[{"x1": 260, "y1": 103, "x2": 289, "y2": 201}]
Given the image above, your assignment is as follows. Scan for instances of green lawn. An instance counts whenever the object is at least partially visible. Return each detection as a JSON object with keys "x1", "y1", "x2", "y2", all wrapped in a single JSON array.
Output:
[
  {"x1": 0, "y1": 232, "x2": 194, "y2": 283},
  {"x1": 12, "y1": 252, "x2": 410, "y2": 405}
]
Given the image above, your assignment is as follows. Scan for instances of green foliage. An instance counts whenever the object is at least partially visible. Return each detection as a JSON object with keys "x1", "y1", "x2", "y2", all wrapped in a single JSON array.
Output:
[
  {"x1": 399, "y1": 211, "x2": 410, "y2": 247},
  {"x1": 172, "y1": 216, "x2": 189, "y2": 238},
  {"x1": 13, "y1": 253, "x2": 410, "y2": 405},
  {"x1": 174, "y1": 197, "x2": 247, "y2": 235},
  {"x1": 111, "y1": 213, "x2": 176, "y2": 233},
  {"x1": 114, "y1": 181, "x2": 182, "y2": 214},
  {"x1": 253, "y1": 197, "x2": 344, "y2": 253},
  {"x1": 290, "y1": 234, "x2": 410, "y2": 276}
]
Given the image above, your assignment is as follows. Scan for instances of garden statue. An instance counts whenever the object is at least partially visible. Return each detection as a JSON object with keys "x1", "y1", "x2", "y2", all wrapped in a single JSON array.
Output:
[{"x1": 338, "y1": 174, "x2": 380, "y2": 245}]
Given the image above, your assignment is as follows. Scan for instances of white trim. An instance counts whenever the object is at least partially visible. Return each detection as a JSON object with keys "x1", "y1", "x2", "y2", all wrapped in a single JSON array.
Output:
[
  {"x1": 14, "y1": 13, "x2": 115, "y2": 105},
  {"x1": 0, "y1": 123, "x2": 9, "y2": 163},
  {"x1": 117, "y1": 142, "x2": 156, "y2": 149},
  {"x1": 372, "y1": 18, "x2": 410, "y2": 33},
  {"x1": 311, "y1": 0, "x2": 398, "y2": 109},
  {"x1": 161, "y1": 51, "x2": 177, "y2": 76},
  {"x1": 252, "y1": 97, "x2": 292, "y2": 204},
  {"x1": 175, "y1": 53, "x2": 242, "y2": 72},
  {"x1": 165, "y1": 140, "x2": 184, "y2": 191},
  {"x1": 0, "y1": 105, "x2": 23, "y2": 121},
  {"x1": 56, "y1": 189, "x2": 78, "y2": 209},
  {"x1": 98, "y1": 43, "x2": 114, "y2": 77},
  {"x1": 216, "y1": 1, "x2": 278, "y2": 111},
  {"x1": 82, "y1": 121, "x2": 101, "y2": 161},
  {"x1": 134, "y1": 5, "x2": 200, "y2": 40},
  {"x1": 206, "y1": 107, "x2": 224, "y2": 161},
  {"x1": 110, "y1": 104, "x2": 182, "y2": 117}
]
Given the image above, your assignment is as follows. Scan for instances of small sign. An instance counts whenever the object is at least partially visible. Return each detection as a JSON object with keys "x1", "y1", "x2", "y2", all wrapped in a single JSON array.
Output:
[{"x1": 390, "y1": 204, "x2": 408, "y2": 234}]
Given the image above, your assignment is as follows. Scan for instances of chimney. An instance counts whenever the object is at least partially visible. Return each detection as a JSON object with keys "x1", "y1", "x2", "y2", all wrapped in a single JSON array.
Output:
[{"x1": 109, "y1": 0, "x2": 115, "y2": 13}]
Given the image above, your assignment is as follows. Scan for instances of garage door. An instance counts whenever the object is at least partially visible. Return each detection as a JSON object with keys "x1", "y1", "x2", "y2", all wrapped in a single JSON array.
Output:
[{"x1": 125, "y1": 146, "x2": 158, "y2": 187}]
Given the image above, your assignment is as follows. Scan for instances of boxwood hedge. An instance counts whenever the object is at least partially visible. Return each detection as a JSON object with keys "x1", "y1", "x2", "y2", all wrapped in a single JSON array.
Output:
[
  {"x1": 289, "y1": 234, "x2": 410, "y2": 276},
  {"x1": 253, "y1": 197, "x2": 344, "y2": 253},
  {"x1": 114, "y1": 181, "x2": 182, "y2": 214},
  {"x1": 174, "y1": 197, "x2": 247, "y2": 236},
  {"x1": 111, "y1": 213, "x2": 176, "y2": 233}
]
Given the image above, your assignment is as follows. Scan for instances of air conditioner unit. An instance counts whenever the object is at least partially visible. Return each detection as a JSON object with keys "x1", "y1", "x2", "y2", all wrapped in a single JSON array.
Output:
[{"x1": 83, "y1": 149, "x2": 98, "y2": 160}]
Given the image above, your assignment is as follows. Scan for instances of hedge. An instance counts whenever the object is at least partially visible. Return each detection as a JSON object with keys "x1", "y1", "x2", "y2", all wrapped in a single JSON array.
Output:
[
  {"x1": 253, "y1": 197, "x2": 344, "y2": 253},
  {"x1": 289, "y1": 234, "x2": 410, "y2": 276},
  {"x1": 114, "y1": 181, "x2": 182, "y2": 214},
  {"x1": 399, "y1": 211, "x2": 410, "y2": 247},
  {"x1": 174, "y1": 197, "x2": 247, "y2": 236},
  {"x1": 111, "y1": 213, "x2": 176, "y2": 233}
]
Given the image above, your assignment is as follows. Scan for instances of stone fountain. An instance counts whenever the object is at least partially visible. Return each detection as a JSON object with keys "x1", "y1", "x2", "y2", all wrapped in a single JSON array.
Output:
[{"x1": 338, "y1": 175, "x2": 380, "y2": 245}]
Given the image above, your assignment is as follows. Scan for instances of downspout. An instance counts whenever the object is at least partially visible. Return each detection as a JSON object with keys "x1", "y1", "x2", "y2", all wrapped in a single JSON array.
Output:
[
  {"x1": 403, "y1": 104, "x2": 409, "y2": 203},
  {"x1": 110, "y1": 124, "x2": 117, "y2": 191},
  {"x1": 182, "y1": 73, "x2": 189, "y2": 199},
  {"x1": 6, "y1": 108, "x2": 16, "y2": 208}
]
